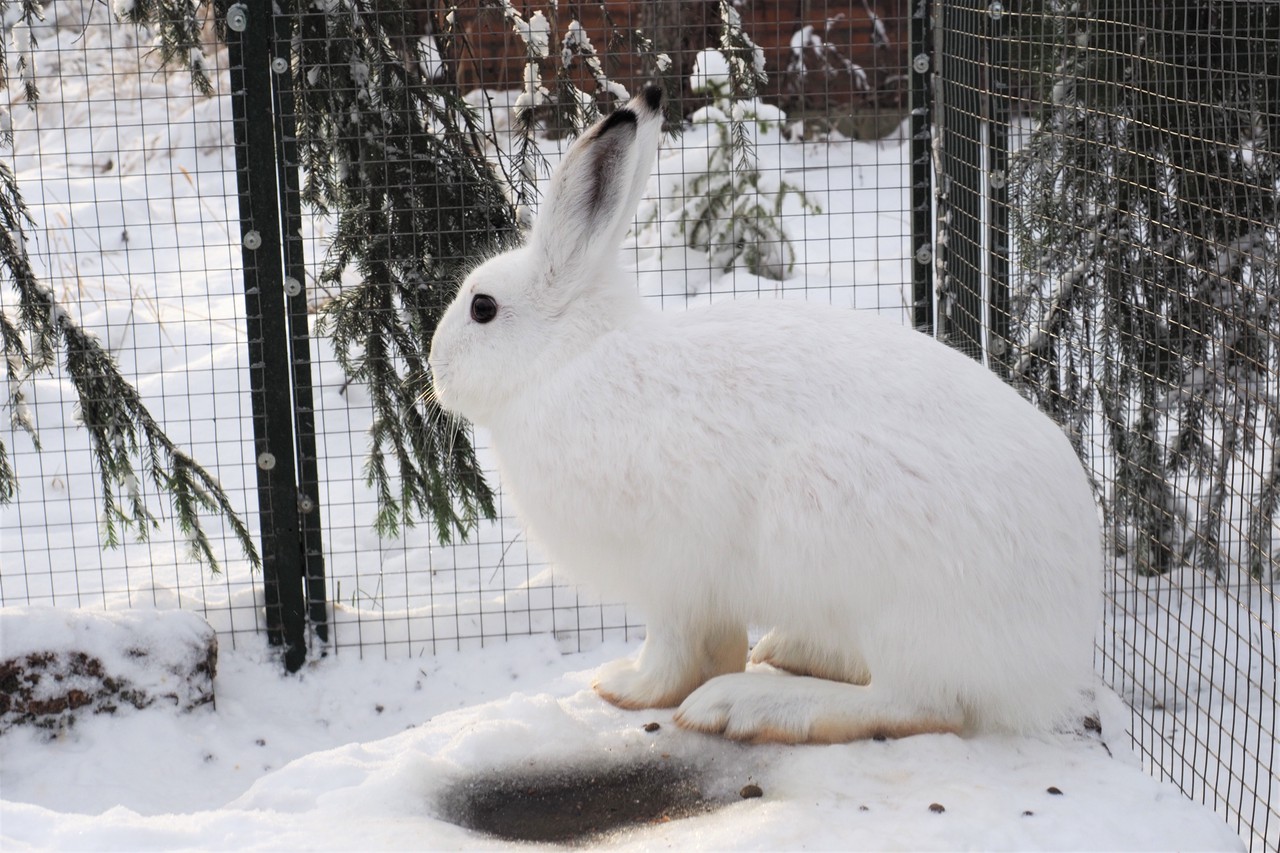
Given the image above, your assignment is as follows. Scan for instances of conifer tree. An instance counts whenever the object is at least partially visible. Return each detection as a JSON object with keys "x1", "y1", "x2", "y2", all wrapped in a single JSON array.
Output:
[
  {"x1": 634, "y1": 3, "x2": 819, "y2": 286},
  {"x1": 1010, "y1": 0, "x2": 1280, "y2": 578},
  {"x1": 293, "y1": 0, "x2": 684, "y2": 539}
]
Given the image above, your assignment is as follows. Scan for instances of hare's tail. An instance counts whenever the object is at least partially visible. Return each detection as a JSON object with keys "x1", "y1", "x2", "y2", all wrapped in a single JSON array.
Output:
[{"x1": 673, "y1": 671, "x2": 963, "y2": 744}]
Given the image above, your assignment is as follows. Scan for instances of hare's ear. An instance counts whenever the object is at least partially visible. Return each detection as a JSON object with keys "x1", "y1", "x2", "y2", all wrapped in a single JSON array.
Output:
[{"x1": 528, "y1": 86, "x2": 664, "y2": 286}]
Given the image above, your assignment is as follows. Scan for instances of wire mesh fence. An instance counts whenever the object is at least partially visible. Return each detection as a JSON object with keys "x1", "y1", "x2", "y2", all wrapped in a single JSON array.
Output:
[
  {"x1": 931, "y1": 0, "x2": 1279, "y2": 847},
  {"x1": 1, "y1": 0, "x2": 913, "y2": 657},
  {"x1": 0, "y1": 1, "x2": 266, "y2": 642},
  {"x1": 281, "y1": 0, "x2": 913, "y2": 659},
  {"x1": 0, "y1": 0, "x2": 1275, "y2": 849}
]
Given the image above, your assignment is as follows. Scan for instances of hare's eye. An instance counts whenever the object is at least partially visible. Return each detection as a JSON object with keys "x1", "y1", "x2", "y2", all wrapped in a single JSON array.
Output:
[{"x1": 470, "y1": 294, "x2": 498, "y2": 324}]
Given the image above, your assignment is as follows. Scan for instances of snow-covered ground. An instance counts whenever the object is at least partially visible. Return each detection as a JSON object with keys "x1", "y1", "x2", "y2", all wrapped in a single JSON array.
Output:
[
  {"x1": 0, "y1": 608, "x2": 1246, "y2": 851},
  {"x1": 0, "y1": 4, "x2": 1271, "y2": 851}
]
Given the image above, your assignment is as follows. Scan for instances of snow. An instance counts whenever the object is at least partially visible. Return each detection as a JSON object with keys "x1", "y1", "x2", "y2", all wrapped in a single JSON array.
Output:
[
  {"x1": 691, "y1": 48, "x2": 732, "y2": 94},
  {"x1": 0, "y1": 611, "x2": 1246, "y2": 851},
  {"x1": 561, "y1": 19, "x2": 591, "y2": 68},
  {"x1": 417, "y1": 35, "x2": 445, "y2": 82},
  {"x1": 0, "y1": 6, "x2": 1268, "y2": 851},
  {"x1": 1, "y1": 605, "x2": 211, "y2": 663},
  {"x1": 502, "y1": 4, "x2": 550, "y2": 59},
  {"x1": 513, "y1": 61, "x2": 548, "y2": 112}
]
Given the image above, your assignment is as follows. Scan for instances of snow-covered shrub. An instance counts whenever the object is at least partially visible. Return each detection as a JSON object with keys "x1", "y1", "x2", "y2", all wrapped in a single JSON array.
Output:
[{"x1": 635, "y1": 49, "x2": 819, "y2": 286}]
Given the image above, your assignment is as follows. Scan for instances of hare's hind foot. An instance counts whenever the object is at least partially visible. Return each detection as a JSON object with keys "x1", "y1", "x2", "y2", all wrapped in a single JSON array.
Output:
[
  {"x1": 673, "y1": 671, "x2": 963, "y2": 744},
  {"x1": 594, "y1": 620, "x2": 747, "y2": 710},
  {"x1": 749, "y1": 629, "x2": 871, "y2": 685}
]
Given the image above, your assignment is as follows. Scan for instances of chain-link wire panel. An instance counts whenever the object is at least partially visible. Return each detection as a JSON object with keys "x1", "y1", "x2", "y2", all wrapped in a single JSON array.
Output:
[
  {"x1": 963, "y1": 1, "x2": 1278, "y2": 848},
  {"x1": 0, "y1": 2, "x2": 265, "y2": 648}
]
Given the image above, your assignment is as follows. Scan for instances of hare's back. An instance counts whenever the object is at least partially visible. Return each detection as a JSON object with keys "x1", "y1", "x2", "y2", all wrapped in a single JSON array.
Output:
[
  {"x1": 660, "y1": 298, "x2": 1094, "y2": 525},
  {"x1": 669, "y1": 299, "x2": 1055, "y2": 443}
]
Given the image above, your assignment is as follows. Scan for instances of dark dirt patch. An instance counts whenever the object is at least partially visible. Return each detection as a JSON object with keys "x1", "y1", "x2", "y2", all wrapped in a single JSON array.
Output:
[{"x1": 438, "y1": 758, "x2": 730, "y2": 843}]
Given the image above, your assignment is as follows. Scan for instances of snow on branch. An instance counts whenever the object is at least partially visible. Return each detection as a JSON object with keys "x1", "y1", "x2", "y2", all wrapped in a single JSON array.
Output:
[{"x1": 786, "y1": 20, "x2": 870, "y2": 95}]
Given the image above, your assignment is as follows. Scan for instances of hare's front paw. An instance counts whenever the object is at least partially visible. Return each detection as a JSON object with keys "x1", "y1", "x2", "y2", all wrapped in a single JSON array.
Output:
[
  {"x1": 593, "y1": 656, "x2": 696, "y2": 709},
  {"x1": 593, "y1": 624, "x2": 748, "y2": 710}
]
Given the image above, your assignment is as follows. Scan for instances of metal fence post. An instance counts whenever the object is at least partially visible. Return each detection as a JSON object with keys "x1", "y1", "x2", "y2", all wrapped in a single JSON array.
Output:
[
  {"x1": 985, "y1": 1, "x2": 1011, "y2": 378},
  {"x1": 269, "y1": 10, "x2": 329, "y2": 645},
  {"x1": 222, "y1": 1, "x2": 325, "y2": 671},
  {"x1": 910, "y1": 0, "x2": 936, "y2": 335},
  {"x1": 935, "y1": 0, "x2": 986, "y2": 361}
]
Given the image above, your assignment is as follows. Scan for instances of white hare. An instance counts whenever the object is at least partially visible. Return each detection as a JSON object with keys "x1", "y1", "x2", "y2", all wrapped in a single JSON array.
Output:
[{"x1": 429, "y1": 86, "x2": 1101, "y2": 743}]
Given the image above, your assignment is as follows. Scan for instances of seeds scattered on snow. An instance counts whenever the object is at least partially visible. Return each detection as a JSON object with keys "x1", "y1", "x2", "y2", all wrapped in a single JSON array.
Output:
[
  {"x1": 643, "y1": 722, "x2": 661, "y2": 733},
  {"x1": 1047, "y1": 786, "x2": 1064, "y2": 795},
  {"x1": 928, "y1": 802, "x2": 945, "y2": 813},
  {"x1": 740, "y1": 784, "x2": 763, "y2": 799}
]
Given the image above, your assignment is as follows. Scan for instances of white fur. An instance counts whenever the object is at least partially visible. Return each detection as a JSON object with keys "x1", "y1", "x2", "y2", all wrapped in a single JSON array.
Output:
[{"x1": 429, "y1": 87, "x2": 1102, "y2": 743}]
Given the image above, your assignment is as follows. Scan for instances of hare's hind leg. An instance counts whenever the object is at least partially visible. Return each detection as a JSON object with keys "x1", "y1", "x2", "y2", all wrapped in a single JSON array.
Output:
[
  {"x1": 674, "y1": 671, "x2": 963, "y2": 743},
  {"x1": 750, "y1": 629, "x2": 871, "y2": 685},
  {"x1": 594, "y1": 618, "x2": 747, "y2": 710}
]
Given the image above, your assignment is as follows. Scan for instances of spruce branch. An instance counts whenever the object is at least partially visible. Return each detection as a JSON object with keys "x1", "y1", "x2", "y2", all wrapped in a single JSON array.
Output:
[
  {"x1": 291, "y1": 0, "x2": 511, "y2": 543},
  {"x1": 716, "y1": 0, "x2": 765, "y2": 100},
  {"x1": 716, "y1": 0, "x2": 765, "y2": 174},
  {"x1": 296, "y1": 1, "x2": 666, "y2": 542},
  {"x1": 111, "y1": 0, "x2": 216, "y2": 96},
  {"x1": 0, "y1": 153, "x2": 56, "y2": 495},
  {"x1": 3, "y1": 261, "x2": 260, "y2": 572},
  {"x1": 0, "y1": 0, "x2": 45, "y2": 114}
]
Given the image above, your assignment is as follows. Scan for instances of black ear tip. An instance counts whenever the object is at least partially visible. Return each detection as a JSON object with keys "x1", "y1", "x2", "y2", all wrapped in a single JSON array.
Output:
[
  {"x1": 642, "y1": 84, "x2": 664, "y2": 111},
  {"x1": 599, "y1": 106, "x2": 639, "y2": 134}
]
